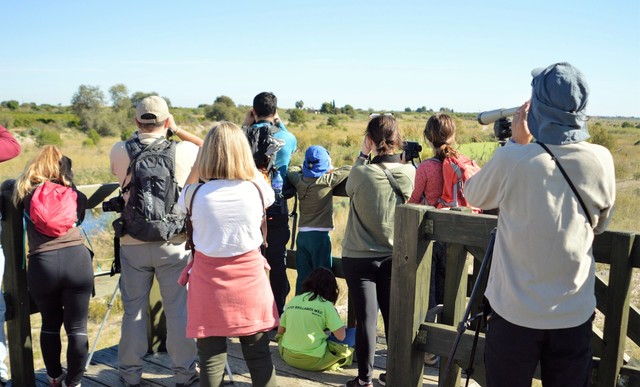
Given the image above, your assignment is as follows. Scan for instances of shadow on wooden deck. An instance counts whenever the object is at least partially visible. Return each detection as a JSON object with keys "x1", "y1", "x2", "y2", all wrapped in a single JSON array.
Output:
[{"x1": 32, "y1": 337, "x2": 446, "y2": 387}]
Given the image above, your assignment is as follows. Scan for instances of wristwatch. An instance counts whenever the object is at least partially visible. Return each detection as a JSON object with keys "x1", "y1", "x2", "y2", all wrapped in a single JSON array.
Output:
[{"x1": 167, "y1": 127, "x2": 181, "y2": 137}]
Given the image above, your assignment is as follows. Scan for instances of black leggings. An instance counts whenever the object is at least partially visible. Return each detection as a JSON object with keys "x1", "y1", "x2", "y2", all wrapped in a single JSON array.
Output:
[
  {"x1": 342, "y1": 256, "x2": 392, "y2": 383},
  {"x1": 28, "y1": 245, "x2": 94, "y2": 386}
]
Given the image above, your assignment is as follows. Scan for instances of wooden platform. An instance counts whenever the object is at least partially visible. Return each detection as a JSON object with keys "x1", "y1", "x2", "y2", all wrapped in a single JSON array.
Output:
[{"x1": 32, "y1": 337, "x2": 454, "y2": 386}]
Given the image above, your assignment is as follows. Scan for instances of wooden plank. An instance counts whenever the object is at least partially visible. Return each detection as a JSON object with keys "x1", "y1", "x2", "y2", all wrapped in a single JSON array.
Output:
[
  {"x1": 422, "y1": 209, "x2": 497, "y2": 248},
  {"x1": 77, "y1": 183, "x2": 120, "y2": 210},
  {"x1": 1, "y1": 179, "x2": 36, "y2": 387},
  {"x1": 439, "y1": 243, "x2": 469, "y2": 387},
  {"x1": 91, "y1": 346, "x2": 167, "y2": 386},
  {"x1": 387, "y1": 205, "x2": 431, "y2": 387},
  {"x1": 598, "y1": 232, "x2": 635, "y2": 387}
]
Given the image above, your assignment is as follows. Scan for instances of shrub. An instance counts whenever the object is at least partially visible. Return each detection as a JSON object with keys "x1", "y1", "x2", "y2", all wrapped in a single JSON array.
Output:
[
  {"x1": 289, "y1": 109, "x2": 307, "y2": 124},
  {"x1": 327, "y1": 116, "x2": 339, "y2": 127},
  {"x1": 589, "y1": 124, "x2": 615, "y2": 151},
  {"x1": 36, "y1": 129, "x2": 63, "y2": 147}
]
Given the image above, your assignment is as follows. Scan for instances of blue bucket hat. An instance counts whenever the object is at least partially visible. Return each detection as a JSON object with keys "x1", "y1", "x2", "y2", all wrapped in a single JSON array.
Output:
[
  {"x1": 303, "y1": 145, "x2": 331, "y2": 178},
  {"x1": 527, "y1": 62, "x2": 590, "y2": 145}
]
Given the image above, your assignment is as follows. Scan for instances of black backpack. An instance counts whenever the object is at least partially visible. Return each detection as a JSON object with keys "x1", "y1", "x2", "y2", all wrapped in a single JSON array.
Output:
[
  {"x1": 242, "y1": 122, "x2": 284, "y2": 173},
  {"x1": 120, "y1": 136, "x2": 185, "y2": 241}
]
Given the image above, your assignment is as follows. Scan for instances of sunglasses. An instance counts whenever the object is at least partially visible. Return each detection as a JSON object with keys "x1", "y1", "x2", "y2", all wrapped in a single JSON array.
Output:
[{"x1": 369, "y1": 113, "x2": 394, "y2": 119}]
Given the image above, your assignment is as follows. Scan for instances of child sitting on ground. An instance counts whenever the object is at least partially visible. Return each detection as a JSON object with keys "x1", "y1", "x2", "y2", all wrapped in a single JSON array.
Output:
[
  {"x1": 287, "y1": 145, "x2": 351, "y2": 293},
  {"x1": 277, "y1": 267, "x2": 354, "y2": 371}
]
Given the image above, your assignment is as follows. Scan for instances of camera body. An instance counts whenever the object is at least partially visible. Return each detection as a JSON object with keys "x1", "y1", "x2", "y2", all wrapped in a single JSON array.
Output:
[
  {"x1": 493, "y1": 118, "x2": 512, "y2": 142},
  {"x1": 402, "y1": 141, "x2": 423, "y2": 161},
  {"x1": 102, "y1": 195, "x2": 124, "y2": 213}
]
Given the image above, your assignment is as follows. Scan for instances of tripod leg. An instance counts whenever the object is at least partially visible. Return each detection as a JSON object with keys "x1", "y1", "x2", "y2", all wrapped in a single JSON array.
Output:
[
  {"x1": 225, "y1": 358, "x2": 234, "y2": 383},
  {"x1": 85, "y1": 277, "x2": 120, "y2": 370}
]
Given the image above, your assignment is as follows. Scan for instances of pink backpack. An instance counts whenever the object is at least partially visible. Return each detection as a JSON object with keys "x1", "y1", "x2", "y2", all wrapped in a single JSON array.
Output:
[
  {"x1": 437, "y1": 155, "x2": 481, "y2": 212},
  {"x1": 27, "y1": 181, "x2": 78, "y2": 237}
]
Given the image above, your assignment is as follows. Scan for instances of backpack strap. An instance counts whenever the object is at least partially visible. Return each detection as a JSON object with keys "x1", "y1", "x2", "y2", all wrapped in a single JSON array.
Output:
[
  {"x1": 375, "y1": 163, "x2": 407, "y2": 204},
  {"x1": 250, "y1": 180, "x2": 269, "y2": 248},
  {"x1": 183, "y1": 183, "x2": 204, "y2": 251},
  {"x1": 536, "y1": 142, "x2": 594, "y2": 228}
]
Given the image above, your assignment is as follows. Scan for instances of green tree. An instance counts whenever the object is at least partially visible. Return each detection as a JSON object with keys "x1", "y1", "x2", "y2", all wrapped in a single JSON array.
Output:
[
  {"x1": 320, "y1": 102, "x2": 335, "y2": 114},
  {"x1": 289, "y1": 109, "x2": 307, "y2": 124},
  {"x1": 71, "y1": 85, "x2": 105, "y2": 115},
  {"x1": 341, "y1": 104, "x2": 355, "y2": 117},
  {"x1": 621, "y1": 121, "x2": 633, "y2": 128},
  {"x1": 109, "y1": 84, "x2": 130, "y2": 112},
  {"x1": 130, "y1": 91, "x2": 158, "y2": 108},
  {"x1": 5, "y1": 100, "x2": 19, "y2": 110},
  {"x1": 214, "y1": 95, "x2": 236, "y2": 108},
  {"x1": 295, "y1": 100, "x2": 304, "y2": 109},
  {"x1": 404, "y1": 107, "x2": 412, "y2": 112}
]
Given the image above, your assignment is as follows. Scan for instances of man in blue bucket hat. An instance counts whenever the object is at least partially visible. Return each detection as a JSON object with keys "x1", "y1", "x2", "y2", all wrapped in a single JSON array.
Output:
[{"x1": 465, "y1": 62, "x2": 616, "y2": 387}]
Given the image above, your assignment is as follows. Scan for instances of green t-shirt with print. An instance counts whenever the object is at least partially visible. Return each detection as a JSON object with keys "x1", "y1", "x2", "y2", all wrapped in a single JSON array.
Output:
[{"x1": 279, "y1": 292, "x2": 345, "y2": 358}]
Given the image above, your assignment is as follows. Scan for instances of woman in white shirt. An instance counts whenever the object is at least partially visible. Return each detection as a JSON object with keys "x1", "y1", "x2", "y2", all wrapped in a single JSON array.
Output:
[{"x1": 177, "y1": 121, "x2": 278, "y2": 387}]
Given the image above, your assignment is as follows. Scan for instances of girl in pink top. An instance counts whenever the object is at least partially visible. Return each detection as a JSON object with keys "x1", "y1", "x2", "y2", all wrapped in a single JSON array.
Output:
[{"x1": 408, "y1": 113, "x2": 460, "y2": 366}]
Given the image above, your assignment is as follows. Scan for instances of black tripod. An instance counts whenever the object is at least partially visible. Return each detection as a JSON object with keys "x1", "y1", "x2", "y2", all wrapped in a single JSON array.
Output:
[{"x1": 440, "y1": 228, "x2": 497, "y2": 387}]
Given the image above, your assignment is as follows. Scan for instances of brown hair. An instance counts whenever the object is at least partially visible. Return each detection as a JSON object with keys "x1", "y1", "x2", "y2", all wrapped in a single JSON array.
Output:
[
  {"x1": 424, "y1": 113, "x2": 458, "y2": 160},
  {"x1": 13, "y1": 145, "x2": 72, "y2": 206},
  {"x1": 366, "y1": 115, "x2": 402, "y2": 155},
  {"x1": 197, "y1": 121, "x2": 257, "y2": 181},
  {"x1": 301, "y1": 267, "x2": 339, "y2": 304}
]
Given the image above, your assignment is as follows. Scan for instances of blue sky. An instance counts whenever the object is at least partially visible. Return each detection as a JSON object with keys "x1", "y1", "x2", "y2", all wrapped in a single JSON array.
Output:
[{"x1": 2, "y1": 1, "x2": 639, "y2": 117}]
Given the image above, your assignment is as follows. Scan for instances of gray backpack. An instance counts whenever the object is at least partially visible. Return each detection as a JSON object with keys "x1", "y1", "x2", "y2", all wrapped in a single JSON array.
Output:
[{"x1": 120, "y1": 136, "x2": 185, "y2": 241}]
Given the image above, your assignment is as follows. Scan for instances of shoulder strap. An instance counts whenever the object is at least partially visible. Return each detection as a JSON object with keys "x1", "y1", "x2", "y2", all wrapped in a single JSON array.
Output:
[
  {"x1": 537, "y1": 142, "x2": 593, "y2": 228},
  {"x1": 375, "y1": 163, "x2": 406, "y2": 204},
  {"x1": 250, "y1": 180, "x2": 269, "y2": 247},
  {"x1": 184, "y1": 183, "x2": 204, "y2": 251}
]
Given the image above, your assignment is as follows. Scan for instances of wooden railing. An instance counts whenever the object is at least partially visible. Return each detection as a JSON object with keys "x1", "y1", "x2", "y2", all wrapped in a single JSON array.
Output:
[{"x1": 387, "y1": 204, "x2": 640, "y2": 387}]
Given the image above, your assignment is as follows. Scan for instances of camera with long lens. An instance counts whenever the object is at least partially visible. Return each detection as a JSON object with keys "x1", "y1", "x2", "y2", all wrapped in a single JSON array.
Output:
[
  {"x1": 102, "y1": 195, "x2": 124, "y2": 213},
  {"x1": 477, "y1": 107, "x2": 519, "y2": 143},
  {"x1": 402, "y1": 141, "x2": 423, "y2": 161}
]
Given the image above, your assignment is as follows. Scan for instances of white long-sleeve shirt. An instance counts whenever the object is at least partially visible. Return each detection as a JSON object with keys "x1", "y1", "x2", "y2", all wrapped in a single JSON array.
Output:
[{"x1": 465, "y1": 141, "x2": 615, "y2": 329}]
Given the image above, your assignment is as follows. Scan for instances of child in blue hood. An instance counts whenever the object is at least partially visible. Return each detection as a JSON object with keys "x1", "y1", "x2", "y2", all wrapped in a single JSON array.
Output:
[{"x1": 287, "y1": 145, "x2": 351, "y2": 294}]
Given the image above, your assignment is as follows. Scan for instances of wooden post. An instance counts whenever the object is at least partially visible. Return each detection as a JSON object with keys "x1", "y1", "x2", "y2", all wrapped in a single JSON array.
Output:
[
  {"x1": 1, "y1": 179, "x2": 36, "y2": 387},
  {"x1": 439, "y1": 242, "x2": 469, "y2": 387},
  {"x1": 387, "y1": 204, "x2": 431, "y2": 387},
  {"x1": 597, "y1": 232, "x2": 635, "y2": 386}
]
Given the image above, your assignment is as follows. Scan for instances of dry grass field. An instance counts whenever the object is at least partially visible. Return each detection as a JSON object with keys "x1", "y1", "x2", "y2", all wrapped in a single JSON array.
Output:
[{"x1": 1, "y1": 110, "x2": 638, "y2": 376}]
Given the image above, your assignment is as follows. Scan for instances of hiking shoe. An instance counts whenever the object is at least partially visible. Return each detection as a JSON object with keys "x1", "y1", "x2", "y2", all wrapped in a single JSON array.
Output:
[
  {"x1": 176, "y1": 371, "x2": 199, "y2": 387},
  {"x1": 378, "y1": 373, "x2": 386, "y2": 386},
  {"x1": 345, "y1": 377, "x2": 373, "y2": 386},
  {"x1": 47, "y1": 371, "x2": 67, "y2": 387}
]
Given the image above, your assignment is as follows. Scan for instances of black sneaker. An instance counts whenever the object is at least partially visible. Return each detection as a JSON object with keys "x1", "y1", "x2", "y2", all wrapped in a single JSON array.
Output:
[
  {"x1": 345, "y1": 377, "x2": 373, "y2": 386},
  {"x1": 378, "y1": 373, "x2": 386, "y2": 386}
]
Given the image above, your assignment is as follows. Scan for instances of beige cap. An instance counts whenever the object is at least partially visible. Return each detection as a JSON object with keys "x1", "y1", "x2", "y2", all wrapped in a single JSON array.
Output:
[{"x1": 135, "y1": 96, "x2": 170, "y2": 124}]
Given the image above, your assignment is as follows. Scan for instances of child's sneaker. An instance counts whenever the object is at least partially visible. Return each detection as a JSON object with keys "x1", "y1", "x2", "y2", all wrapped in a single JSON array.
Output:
[
  {"x1": 378, "y1": 373, "x2": 386, "y2": 385},
  {"x1": 345, "y1": 377, "x2": 373, "y2": 386}
]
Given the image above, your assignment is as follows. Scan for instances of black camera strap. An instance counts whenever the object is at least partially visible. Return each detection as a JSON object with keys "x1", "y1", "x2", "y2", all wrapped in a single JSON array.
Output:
[{"x1": 536, "y1": 142, "x2": 593, "y2": 228}]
